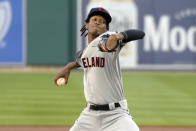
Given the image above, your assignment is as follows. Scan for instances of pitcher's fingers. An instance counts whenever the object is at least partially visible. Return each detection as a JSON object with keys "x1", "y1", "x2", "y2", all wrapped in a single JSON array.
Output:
[{"x1": 54, "y1": 76, "x2": 59, "y2": 85}]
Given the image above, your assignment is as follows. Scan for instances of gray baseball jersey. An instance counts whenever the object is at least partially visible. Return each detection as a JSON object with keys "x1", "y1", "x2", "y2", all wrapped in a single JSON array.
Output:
[{"x1": 76, "y1": 31, "x2": 126, "y2": 105}]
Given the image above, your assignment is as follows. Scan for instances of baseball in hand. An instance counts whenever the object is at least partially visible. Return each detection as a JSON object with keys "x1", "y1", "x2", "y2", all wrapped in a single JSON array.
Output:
[{"x1": 57, "y1": 78, "x2": 66, "y2": 86}]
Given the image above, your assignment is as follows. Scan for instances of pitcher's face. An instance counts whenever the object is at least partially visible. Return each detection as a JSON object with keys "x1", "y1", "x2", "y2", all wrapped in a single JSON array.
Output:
[{"x1": 86, "y1": 15, "x2": 107, "y2": 36}]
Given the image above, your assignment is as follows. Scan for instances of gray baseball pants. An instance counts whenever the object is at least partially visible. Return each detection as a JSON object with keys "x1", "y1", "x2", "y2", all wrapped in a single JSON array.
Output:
[{"x1": 69, "y1": 100, "x2": 140, "y2": 131}]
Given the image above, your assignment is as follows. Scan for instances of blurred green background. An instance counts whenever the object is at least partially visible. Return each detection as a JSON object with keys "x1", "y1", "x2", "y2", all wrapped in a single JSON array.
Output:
[
  {"x1": 0, "y1": 71, "x2": 196, "y2": 126},
  {"x1": 27, "y1": 0, "x2": 77, "y2": 65}
]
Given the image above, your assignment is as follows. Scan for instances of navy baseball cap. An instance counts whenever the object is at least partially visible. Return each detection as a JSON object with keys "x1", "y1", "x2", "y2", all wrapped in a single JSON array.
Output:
[{"x1": 85, "y1": 7, "x2": 112, "y2": 24}]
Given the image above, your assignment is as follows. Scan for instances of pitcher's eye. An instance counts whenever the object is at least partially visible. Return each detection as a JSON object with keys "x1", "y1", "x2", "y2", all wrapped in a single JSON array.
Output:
[{"x1": 92, "y1": 18, "x2": 97, "y2": 22}]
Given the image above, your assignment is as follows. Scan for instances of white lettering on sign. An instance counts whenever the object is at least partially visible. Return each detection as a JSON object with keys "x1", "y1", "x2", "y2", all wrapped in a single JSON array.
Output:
[{"x1": 144, "y1": 15, "x2": 196, "y2": 52}]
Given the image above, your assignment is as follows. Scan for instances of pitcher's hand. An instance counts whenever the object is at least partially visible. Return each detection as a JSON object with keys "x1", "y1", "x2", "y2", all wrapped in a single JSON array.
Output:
[{"x1": 54, "y1": 69, "x2": 70, "y2": 86}]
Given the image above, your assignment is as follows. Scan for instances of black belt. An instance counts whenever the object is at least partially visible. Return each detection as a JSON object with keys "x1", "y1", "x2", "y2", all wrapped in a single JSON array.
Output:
[{"x1": 89, "y1": 103, "x2": 120, "y2": 111}]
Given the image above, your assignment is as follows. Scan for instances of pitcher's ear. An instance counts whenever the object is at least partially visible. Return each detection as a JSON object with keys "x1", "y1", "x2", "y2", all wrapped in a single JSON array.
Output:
[{"x1": 85, "y1": 24, "x2": 88, "y2": 30}]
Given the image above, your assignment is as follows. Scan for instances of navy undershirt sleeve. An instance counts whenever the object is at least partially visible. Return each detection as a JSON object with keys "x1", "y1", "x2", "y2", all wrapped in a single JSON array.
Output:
[{"x1": 121, "y1": 29, "x2": 145, "y2": 43}]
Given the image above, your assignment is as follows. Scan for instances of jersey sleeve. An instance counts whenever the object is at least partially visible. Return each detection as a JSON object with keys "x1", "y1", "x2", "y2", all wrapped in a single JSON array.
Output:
[
  {"x1": 98, "y1": 32, "x2": 126, "y2": 60},
  {"x1": 98, "y1": 32, "x2": 126, "y2": 53},
  {"x1": 75, "y1": 50, "x2": 83, "y2": 67},
  {"x1": 115, "y1": 40, "x2": 126, "y2": 54}
]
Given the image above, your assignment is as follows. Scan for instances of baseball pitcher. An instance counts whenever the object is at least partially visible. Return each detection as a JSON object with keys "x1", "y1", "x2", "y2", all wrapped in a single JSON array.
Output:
[{"x1": 54, "y1": 7, "x2": 145, "y2": 131}]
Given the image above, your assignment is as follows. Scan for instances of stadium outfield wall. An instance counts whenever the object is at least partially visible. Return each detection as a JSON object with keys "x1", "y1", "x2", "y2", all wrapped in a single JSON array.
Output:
[
  {"x1": 0, "y1": 0, "x2": 196, "y2": 70},
  {"x1": 0, "y1": 0, "x2": 77, "y2": 66},
  {"x1": 77, "y1": 0, "x2": 196, "y2": 70}
]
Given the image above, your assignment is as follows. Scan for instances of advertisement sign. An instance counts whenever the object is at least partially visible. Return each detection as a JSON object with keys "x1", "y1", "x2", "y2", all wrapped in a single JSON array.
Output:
[
  {"x1": 135, "y1": 0, "x2": 196, "y2": 68},
  {"x1": 77, "y1": 0, "x2": 196, "y2": 69},
  {"x1": 0, "y1": 0, "x2": 25, "y2": 65}
]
